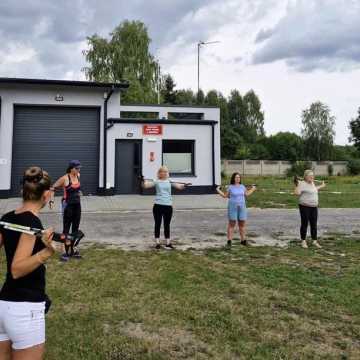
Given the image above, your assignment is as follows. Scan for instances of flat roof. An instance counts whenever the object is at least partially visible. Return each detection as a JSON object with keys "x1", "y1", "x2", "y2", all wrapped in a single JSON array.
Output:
[
  {"x1": 108, "y1": 118, "x2": 218, "y2": 125},
  {"x1": 0, "y1": 77, "x2": 129, "y2": 89},
  {"x1": 121, "y1": 103, "x2": 219, "y2": 109}
]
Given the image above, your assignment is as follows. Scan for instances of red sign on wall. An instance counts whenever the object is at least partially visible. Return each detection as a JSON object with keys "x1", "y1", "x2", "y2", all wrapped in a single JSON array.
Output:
[{"x1": 143, "y1": 125, "x2": 163, "y2": 135}]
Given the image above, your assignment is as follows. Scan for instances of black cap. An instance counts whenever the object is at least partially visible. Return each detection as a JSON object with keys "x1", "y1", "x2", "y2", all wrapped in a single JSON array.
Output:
[{"x1": 69, "y1": 160, "x2": 81, "y2": 168}]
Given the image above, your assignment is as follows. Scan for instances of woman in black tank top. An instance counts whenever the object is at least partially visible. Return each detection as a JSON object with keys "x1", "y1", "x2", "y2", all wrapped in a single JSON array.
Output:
[
  {"x1": 51, "y1": 160, "x2": 82, "y2": 261},
  {"x1": 0, "y1": 166, "x2": 56, "y2": 359}
]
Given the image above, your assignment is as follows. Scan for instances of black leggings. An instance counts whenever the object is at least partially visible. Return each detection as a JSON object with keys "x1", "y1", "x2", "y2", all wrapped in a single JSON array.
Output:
[
  {"x1": 153, "y1": 204, "x2": 173, "y2": 239},
  {"x1": 299, "y1": 204, "x2": 318, "y2": 240},
  {"x1": 63, "y1": 203, "x2": 81, "y2": 255}
]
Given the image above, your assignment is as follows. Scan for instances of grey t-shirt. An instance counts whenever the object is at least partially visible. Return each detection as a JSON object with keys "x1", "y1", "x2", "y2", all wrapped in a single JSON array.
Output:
[{"x1": 298, "y1": 181, "x2": 318, "y2": 207}]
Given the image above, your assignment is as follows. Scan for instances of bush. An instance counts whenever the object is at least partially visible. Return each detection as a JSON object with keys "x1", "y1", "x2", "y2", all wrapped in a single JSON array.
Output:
[
  {"x1": 347, "y1": 159, "x2": 360, "y2": 175},
  {"x1": 286, "y1": 161, "x2": 313, "y2": 177},
  {"x1": 328, "y1": 163, "x2": 334, "y2": 176}
]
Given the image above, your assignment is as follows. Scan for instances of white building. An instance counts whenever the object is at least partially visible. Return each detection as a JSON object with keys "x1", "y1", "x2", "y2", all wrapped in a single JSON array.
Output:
[{"x1": 0, "y1": 78, "x2": 221, "y2": 198}]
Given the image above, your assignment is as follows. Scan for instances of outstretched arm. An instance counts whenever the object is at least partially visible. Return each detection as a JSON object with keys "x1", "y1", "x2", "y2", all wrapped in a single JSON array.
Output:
[
  {"x1": 316, "y1": 181, "x2": 326, "y2": 190},
  {"x1": 294, "y1": 182, "x2": 302, "y2": 196},
  {"x1": 245, "y1": 185, "x2": 256, "y2": 196},
  {"x1": 216, "y1": 185, "x2": 228, "y2": 198},
  {"x1": 141, "y1": 179, "x2": 155, "y2": 189},
  {"x1": 172, "y1": 182, "x2": 191, "y2": 190}
]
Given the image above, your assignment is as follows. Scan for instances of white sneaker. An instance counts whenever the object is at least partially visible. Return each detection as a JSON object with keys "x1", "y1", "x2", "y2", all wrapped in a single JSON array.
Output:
[
  {"x1": 301, "y1": 240, "x2": 308, "y2": 249},
  {"x1": 313, "y1": 241, "x2": 322, "y2": 249}
]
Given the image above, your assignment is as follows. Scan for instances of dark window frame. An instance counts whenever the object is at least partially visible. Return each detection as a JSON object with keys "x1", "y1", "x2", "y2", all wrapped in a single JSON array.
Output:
[
  {"x1": 162, "y1": 139, "x2": 196, "y2": 177},
  {"x1": 167, "y1": 112, "x2": 204, "y2": 120}
]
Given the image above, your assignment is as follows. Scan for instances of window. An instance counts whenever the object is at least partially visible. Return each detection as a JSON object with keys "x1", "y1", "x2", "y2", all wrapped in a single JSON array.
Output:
[
  {"x1": 168, "y1": 112, "x2": 204, "y2": 120},
  {"x1": 120, "y1": 111, "x2": 159, "y2": 119},
  {"x1": 162, "y1": 140, "x2": 195, "y2": 176}
]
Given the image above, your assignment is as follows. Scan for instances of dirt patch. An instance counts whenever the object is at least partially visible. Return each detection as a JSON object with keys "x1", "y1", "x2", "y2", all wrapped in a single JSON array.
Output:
[{"x1": 104, "y1": 321, "x2": 216, "y2": 359}]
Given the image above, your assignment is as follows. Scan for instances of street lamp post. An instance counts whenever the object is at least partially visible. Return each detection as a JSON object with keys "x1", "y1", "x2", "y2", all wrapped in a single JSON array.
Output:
[{"x1": 197, "y1": 40, "x2": 220, "y2": 94}]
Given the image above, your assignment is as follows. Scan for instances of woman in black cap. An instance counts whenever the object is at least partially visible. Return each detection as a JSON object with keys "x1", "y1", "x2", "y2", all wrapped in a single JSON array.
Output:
[{"x1": 51, "y1": 160, "x2": 82, "y2": 261}]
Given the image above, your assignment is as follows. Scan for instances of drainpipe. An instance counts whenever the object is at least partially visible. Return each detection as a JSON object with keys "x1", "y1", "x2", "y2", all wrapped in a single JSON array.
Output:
[
  {"x1": 211, "y1": 123, "x2": 216, "y2": 188},
  {"x1": 103, "y1": 86, "x2": 115, "y2": 193}
]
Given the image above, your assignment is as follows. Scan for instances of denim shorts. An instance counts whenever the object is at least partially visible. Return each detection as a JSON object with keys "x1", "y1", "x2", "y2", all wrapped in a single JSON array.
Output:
[{"x1": 228, "y1": 202, "x2": 247, "y2": 221}]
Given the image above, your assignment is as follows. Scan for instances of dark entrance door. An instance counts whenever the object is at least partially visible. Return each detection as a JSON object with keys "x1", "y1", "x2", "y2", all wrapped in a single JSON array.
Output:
[{"x1": 115, "y1": 140, "x2": 142, "y2": 194}]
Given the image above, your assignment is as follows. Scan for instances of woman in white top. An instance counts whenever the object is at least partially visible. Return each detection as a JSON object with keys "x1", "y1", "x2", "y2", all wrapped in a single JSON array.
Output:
[{"x1": 294, "y1": 169, "x2": 326, "y2": 249}]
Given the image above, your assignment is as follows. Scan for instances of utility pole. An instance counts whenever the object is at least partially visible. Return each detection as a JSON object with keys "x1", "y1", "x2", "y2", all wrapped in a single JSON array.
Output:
[{"x1": 197, "y1": 40, "x2": 220, "y2": 95}]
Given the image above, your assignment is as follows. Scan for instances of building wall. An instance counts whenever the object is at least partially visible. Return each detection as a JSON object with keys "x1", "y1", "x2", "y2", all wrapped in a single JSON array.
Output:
[
  {"x1": 107, "y1": 123, "x2": 220, "y2": 187},
  {"x1": 119, "y1": 104, "x2": 219, "y2": 120},
  {"x1": 106, "y1": 105, "x2": 221, "y2": 188},
  {"x1": 0, "y1": 85, "x2": 221, "y2": 194},
  {"x1": 0, "y1": 84, "x2": 120, "y2": 191}
]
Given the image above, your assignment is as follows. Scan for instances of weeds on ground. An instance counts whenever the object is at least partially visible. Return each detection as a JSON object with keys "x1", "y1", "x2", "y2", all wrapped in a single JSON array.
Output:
[
  {"x1": 221, "y1": 176, "x2": 360, "y2": 208},
  {"x1": 0, "y1": 236, "x2": 359, "y2": 359}
]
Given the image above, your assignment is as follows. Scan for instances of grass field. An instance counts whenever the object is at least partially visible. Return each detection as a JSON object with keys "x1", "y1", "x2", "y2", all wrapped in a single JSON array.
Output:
[
  {"x1": 221, "y1": 176, "x2": 360, "y2": 208},
  {"x1": 1, "y1": 236, "x2": 359, "y2": 359}
]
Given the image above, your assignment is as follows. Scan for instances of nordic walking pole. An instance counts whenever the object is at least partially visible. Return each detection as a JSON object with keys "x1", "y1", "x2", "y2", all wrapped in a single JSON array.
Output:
[
  {"x1": 215, "y1": 183, "x2": 257, "y2": 190},
  {"x1": 293, "y1": 175, "x2": 326, "y2": 185},
  {"x1": 0, "y1": 221, "x2": 84, "y2": 247},
  {"x1": 138, "y1": 175, "x2": 192, "y2": 186}
]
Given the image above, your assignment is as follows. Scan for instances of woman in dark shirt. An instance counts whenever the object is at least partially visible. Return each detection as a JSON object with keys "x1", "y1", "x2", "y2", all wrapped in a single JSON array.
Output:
[
  {"x1": 51, "y1": 160, "x2": 82, "y2": 261},
  {"x1": 0, "y1": 166, "x2": 55, "y2": 360}
]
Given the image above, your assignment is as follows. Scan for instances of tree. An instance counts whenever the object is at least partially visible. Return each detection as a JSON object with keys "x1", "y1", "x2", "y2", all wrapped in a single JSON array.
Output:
[
  {"x1": 161, "y1": 74, "x2": 176, "y2": 104},
  {"x1": 196, "y1": 89, "x2": 205, "y2": 105},
  {"x1": 248, "y1": 142, "x2": 270, "y2": 160},
  {"x1": 205, "y1": 90, "x2": 219, "y2": 106},
  {"x1": 266, "y1": 132, "x2": 304, "y2": 161},
  {"x1": 349, "y1": 107, "x2": 360, "y2": 153},
  {"x1": 243, "y1": 90, "x2": 265, "y2": 137},
  {"x1": 202, "y1": 90, "x2": 240, "y2": 158},
  {"x1": 174, "y1": 89, "x2": 196, "y2": 105},
  {"x1": 83, "y1": 20, "x2": 159, "y2": 103},
  {"x1": 332, "y1": 145, "x2": 359, "y2": 161},
  {"x1": 228, "y1": 89, "x2": 264, "y2": 143},
  {"x1": 301, "y1": 102, "x2": 336, "y2": 161}
]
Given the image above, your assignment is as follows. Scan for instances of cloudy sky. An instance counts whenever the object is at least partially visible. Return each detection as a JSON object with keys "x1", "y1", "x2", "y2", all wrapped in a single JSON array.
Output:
[{"x1": 0, "y1": 0, "x2": 359, "y2": 144}]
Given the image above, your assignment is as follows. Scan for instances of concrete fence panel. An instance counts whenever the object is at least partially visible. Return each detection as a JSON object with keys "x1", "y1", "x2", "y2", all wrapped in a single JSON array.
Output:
[{"x1": 222, "y1": 160, "x2": 348, "y2": 176}]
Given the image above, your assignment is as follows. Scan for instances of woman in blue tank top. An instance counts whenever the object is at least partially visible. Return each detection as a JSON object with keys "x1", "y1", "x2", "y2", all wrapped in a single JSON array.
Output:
[{"x1": 216, "y1": 172, "x2": 256, "y2": 247}]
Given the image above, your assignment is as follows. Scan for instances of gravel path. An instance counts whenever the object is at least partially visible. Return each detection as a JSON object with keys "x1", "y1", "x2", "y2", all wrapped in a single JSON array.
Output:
[{"x1": 36, "y1": 208, "x2": 360, "y2": 251}]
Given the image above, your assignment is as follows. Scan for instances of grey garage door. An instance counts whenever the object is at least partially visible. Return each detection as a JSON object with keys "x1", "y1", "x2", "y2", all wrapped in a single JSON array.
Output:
[{"x1": 11, "y1": 106, "x2": 100, "y2": 196}]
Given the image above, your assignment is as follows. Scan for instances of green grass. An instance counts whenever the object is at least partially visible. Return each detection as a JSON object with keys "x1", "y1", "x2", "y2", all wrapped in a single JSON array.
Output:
[
  {"x1": 1, "y1": 237, "x2": 360, "y2": 359},
  {"x1": 222, "y1": 176, "x2": 360, "y2": 208}
]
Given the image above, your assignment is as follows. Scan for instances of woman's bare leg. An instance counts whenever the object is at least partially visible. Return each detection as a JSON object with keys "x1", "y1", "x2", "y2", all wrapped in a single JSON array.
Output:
[
  {"x1": 0, "y1": 340, "x2": 11, "y2": 360},
  {"x1": 12, "y1": 343, "x2": 45, "y2": 360},
  {"x1": 238, "y1": 220, "x2": 246, "y2": 242},
  {"x1": 227, "y1": 221, "x2": 236, "y2": 241}
]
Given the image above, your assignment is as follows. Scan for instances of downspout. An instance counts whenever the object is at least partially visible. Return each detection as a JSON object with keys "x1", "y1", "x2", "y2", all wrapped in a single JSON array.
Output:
[
  {"x1": 103, "y1": 86, "x2": 115, "y2": 193},
  {"x1": 211, "y1": 123, "x2": 216, "y2": 188}
]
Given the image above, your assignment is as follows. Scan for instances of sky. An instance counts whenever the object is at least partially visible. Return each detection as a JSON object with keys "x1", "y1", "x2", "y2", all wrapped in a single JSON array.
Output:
[{"x1": 0, "y1": 0, "x2": 359, "y2": 145}]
